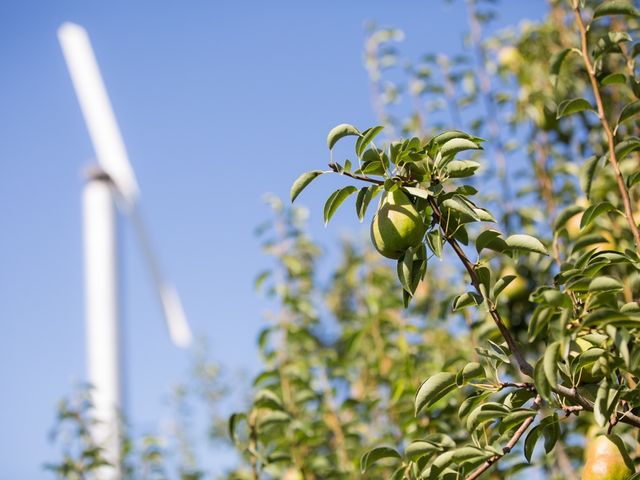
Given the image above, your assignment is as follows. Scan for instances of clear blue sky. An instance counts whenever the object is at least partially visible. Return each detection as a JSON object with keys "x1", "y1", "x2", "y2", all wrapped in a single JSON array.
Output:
[{"x1": 0, "y1": 1, "x2": 546, "y2": 477}]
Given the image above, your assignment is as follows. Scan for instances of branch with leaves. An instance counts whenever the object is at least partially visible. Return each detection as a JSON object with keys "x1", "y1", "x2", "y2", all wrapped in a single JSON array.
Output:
[
  {"x1": 571, "y1": 2, "x2": 640, "y2": 253},
  {"x1": 291, "y1": 110, "x2": 640, "y2": 477}
]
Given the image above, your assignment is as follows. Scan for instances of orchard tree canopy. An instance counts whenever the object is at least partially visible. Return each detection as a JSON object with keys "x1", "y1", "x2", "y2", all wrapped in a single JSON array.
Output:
[{"x1": 50, "y1": 0, "x2": 640, "y2": 479}]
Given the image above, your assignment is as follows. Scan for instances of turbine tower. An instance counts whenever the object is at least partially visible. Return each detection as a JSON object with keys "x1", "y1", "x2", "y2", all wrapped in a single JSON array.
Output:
[{"x1": 58, "y1": 22, "x2": 192, "y2": 479}]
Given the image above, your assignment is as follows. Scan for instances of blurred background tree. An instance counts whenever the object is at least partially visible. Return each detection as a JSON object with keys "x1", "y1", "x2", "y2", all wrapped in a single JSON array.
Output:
[{"x1": 49, "y1": 0, "x2": 640, "y2": 478}]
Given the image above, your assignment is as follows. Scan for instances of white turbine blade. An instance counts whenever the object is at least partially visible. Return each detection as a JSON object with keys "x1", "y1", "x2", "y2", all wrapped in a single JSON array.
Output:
[
  {"x1": 130, "y1": 206, "x2": 193, "y2": 348},
  {"x1": 58, "y1": 22, "x2": 138, "y2": 204},
  {"x1": 158, "y1": 284, "x2": 193, "y2": 348}
]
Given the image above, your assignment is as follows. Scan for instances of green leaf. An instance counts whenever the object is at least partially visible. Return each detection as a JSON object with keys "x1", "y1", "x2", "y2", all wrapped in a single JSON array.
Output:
[
  {"x1": 360, "y1": 147, "x2": 388, "y2": 175},
  {"x1": 572, "y1": 233, "x2": 609, "y2": 253},
  {"x1": 257, "y1": 410, "x2": 290, "y2": 430},
  {"x1": 452, "y1": 292, "x2": 483, "y2": 311},
  {"x1": 488, "y1": 340, "x2": 511, "y2": 361},
  {"x1": 505, "y1": 234, "x2": 549, "y2": 255},
  {"x1": 254, "y1": 270, "x2": 271, "y2": 291},
  {"x1": 439, "y1": 137, "x2": 482, "y2": 158},
  {"x1": 323, "y1": 186, "x2": 357, "y2": 225},
  {"x1": 580, "y1": 155, "x2": 599, "y2": 199},
  {"x1": 534, "y1": 358, "x2": 553, "y2": 402},
  {"x1": 556, "y1": 98, "x2": 594, "y2": 119},
  {"x1": 452, "y1": 446, "x2": 492, "y2": 466},
  {"x1": 594, "y1": 380, "x2": 609, "y2": 427},
  {"x1": 583, "y1": 309, "x2": 640, "y2": 328},
  {"x1": 424, "y1": 433, "x2": 456, "y2": 450},
  {"x1": 618, "y1": 100, "x2": 640, "y2": 125},
  {"x1": 415, "y1": 372, "x2": 457, "y2": 415},
  {"x1": 593, "y1": 0, "x2": 640, "y2": 19},
  {"x1": 601, "y1": 72, "x2": 626, "y2": 86},
  {"x1": 550, "y1": 48, "x2": 578, "y2": 86},
  {"x1": 573, "y1": 347, "x2": 606, "y2": 377},
  {"x1": 524, "y1": 424, "x2": 542, "y2": 463},
  {"x1": 580, "y1": 201, "x2": 616, "y2": 229},
  {"x1": 524, "y1": 414, "x2": 559, "y2": 462},
  {"x1": 532, "y1": 288, "x2": 572, "y2": 308},
  {"x1": 290, "y1": 170, "x2": 324, "y2": 203},
  {"x1": 355, "y1": 185, "x2": 382, "y2": 222},
  {"x1": 429, "y1": 451, "x2": 456, "y2": 477},
  {"x1": 355, "y1": 125, "x2": 385, "y2": 158},
  {"x1": 405, "y1": 441, "x2": 439, "y2": 460},
  {"x1": 593, "y1": 32, "x2": 633, "y2": 60},
  {"x1": 327, "y1": 123, "x2": 360, "y2": 149},
  {"x1": 588, "y1": 276, "x2": 624, "y2": 293},
  {"x1": 458, "y1": 393, "x2": 491, "y2": 419},
  {"x1": 466, "y1": 402, "x2": 509, "y2": 432},
  {"x1": 499, "y1": 409, "x2": 537, "y2": 434},
  {"x1": 403, "y1": 186, "x2": 430, "y2": 200},
  {"x1": 445, "y1": 160, "x2": 481, "y2": 178},
  {"x1": 389, "y1": 466, "x2": 405, "y2": 480},
  {"x1": 431, "y1": 129, "x2": 479, "y2": 146},
  {"x1": 397, "y1": 249, "x2": 414, "y2": 294},
  {"x1": 476, "y1": 229, "x2": 504, "y2": 253},
  {"x1": 360, "y1": 446, "x2": 401, "y2": 473},
  {"x1": 442, "y1": 196, "x2": 479, "y2": 220},
  {"x1": 543, "y1": 341, "x2": 561, "y2": 395},
  {"x1": 456, "y1": 362, "x2": 485, "y2": 386},
  {"x1": 228, "y1": 412, "x2": 246, "y2": 445},
  {"x1": 542, "y1": 413, "x2": 560, "y2": 453},
  {"x1": 492, "y1": 275, "x2": 516, "y2": 300},
  {"x1": 554, "y1": 205, "x2": 584, "y2": 231},
  {"x1": 612, "y1": 137, "x2": 640, "y2": 161},
  {"x1": 607, "y1": 434, "x2": 635, "y2": 472},
  {"x1": 627, "y1": 171, "x2": 640, "y2": 188},
  {"x1": 427, "y1": 229, "x2": 444, "y2": 258},
  {"x1": 474, "y1": 207, "x2": 496, "y2": 223},
  {"x1": 475, "y1": 265, "x2": 491, "y2": 297},
  {"x1": 254, "y1": 389, "x2": 284, "y2": 410}
]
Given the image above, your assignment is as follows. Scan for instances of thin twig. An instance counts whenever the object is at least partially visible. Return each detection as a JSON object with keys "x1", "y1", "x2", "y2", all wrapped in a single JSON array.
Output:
[
  {"x1": 330, "y1": 164, "x2": 384, "y2": 185},
  {"x1": 498, "y1": 381, "x2": 535, "y2": 391},
  {"x1": 562, "y1": 404, "x2": 584, "y2": 416}
]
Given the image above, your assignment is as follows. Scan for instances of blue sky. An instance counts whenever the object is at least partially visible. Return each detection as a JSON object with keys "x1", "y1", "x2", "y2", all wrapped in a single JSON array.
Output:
[{"x1": 0, "y1": 1, "x2": 546, "y2": 477}]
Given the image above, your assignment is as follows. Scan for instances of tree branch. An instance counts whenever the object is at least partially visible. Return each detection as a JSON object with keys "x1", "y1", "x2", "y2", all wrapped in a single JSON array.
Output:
[
  {"x1": 428, "y1": 196, "x2": 640, "y2": 429},
  {"x1": 428, "y1": 197, "x2": 535, "y2": 377},
  {"x1": 328, "y1": 170, "x2": 640, "y2": 430},
  {"x1": 467, "y1": 395, "x2": 542, "y2": 480},
  {"x1": 572, "y1": 6, "x2": 640, "y2": 253},
  {"x1": 329, "y1": 164, "x2": 384, "y2": 185}
]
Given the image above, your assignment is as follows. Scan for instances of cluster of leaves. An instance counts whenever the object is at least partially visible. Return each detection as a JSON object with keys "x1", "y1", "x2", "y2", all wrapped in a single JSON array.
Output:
[
  {"x1": 46, "y1": 388, "x2": 112, "y2": 479},
  {"x1": 279, "y1": 0, "x2": 640, "y2": 478}
]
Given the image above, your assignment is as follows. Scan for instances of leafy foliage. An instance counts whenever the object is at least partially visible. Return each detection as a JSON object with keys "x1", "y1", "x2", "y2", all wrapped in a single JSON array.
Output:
[{"x1": 50, "y1": 0, "x2": 640, "y2": 479}]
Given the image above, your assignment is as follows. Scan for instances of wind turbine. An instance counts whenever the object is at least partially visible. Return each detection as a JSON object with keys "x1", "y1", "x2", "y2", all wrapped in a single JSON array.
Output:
[{"x1": 58, "y1": 22, "x2": 193, "y2": 479}]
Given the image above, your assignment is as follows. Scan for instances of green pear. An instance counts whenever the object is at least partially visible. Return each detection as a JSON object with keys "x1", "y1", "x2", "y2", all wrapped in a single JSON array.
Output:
[
  {"x1": 582, "y1": 435, "x2": 634, "y2": 480},
  {"x1": 370, "y1": 189, "x2": 426, "y2": 259},
  {"x1": 499, "y1": 265, "x2": 528, "y2": 302}
]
